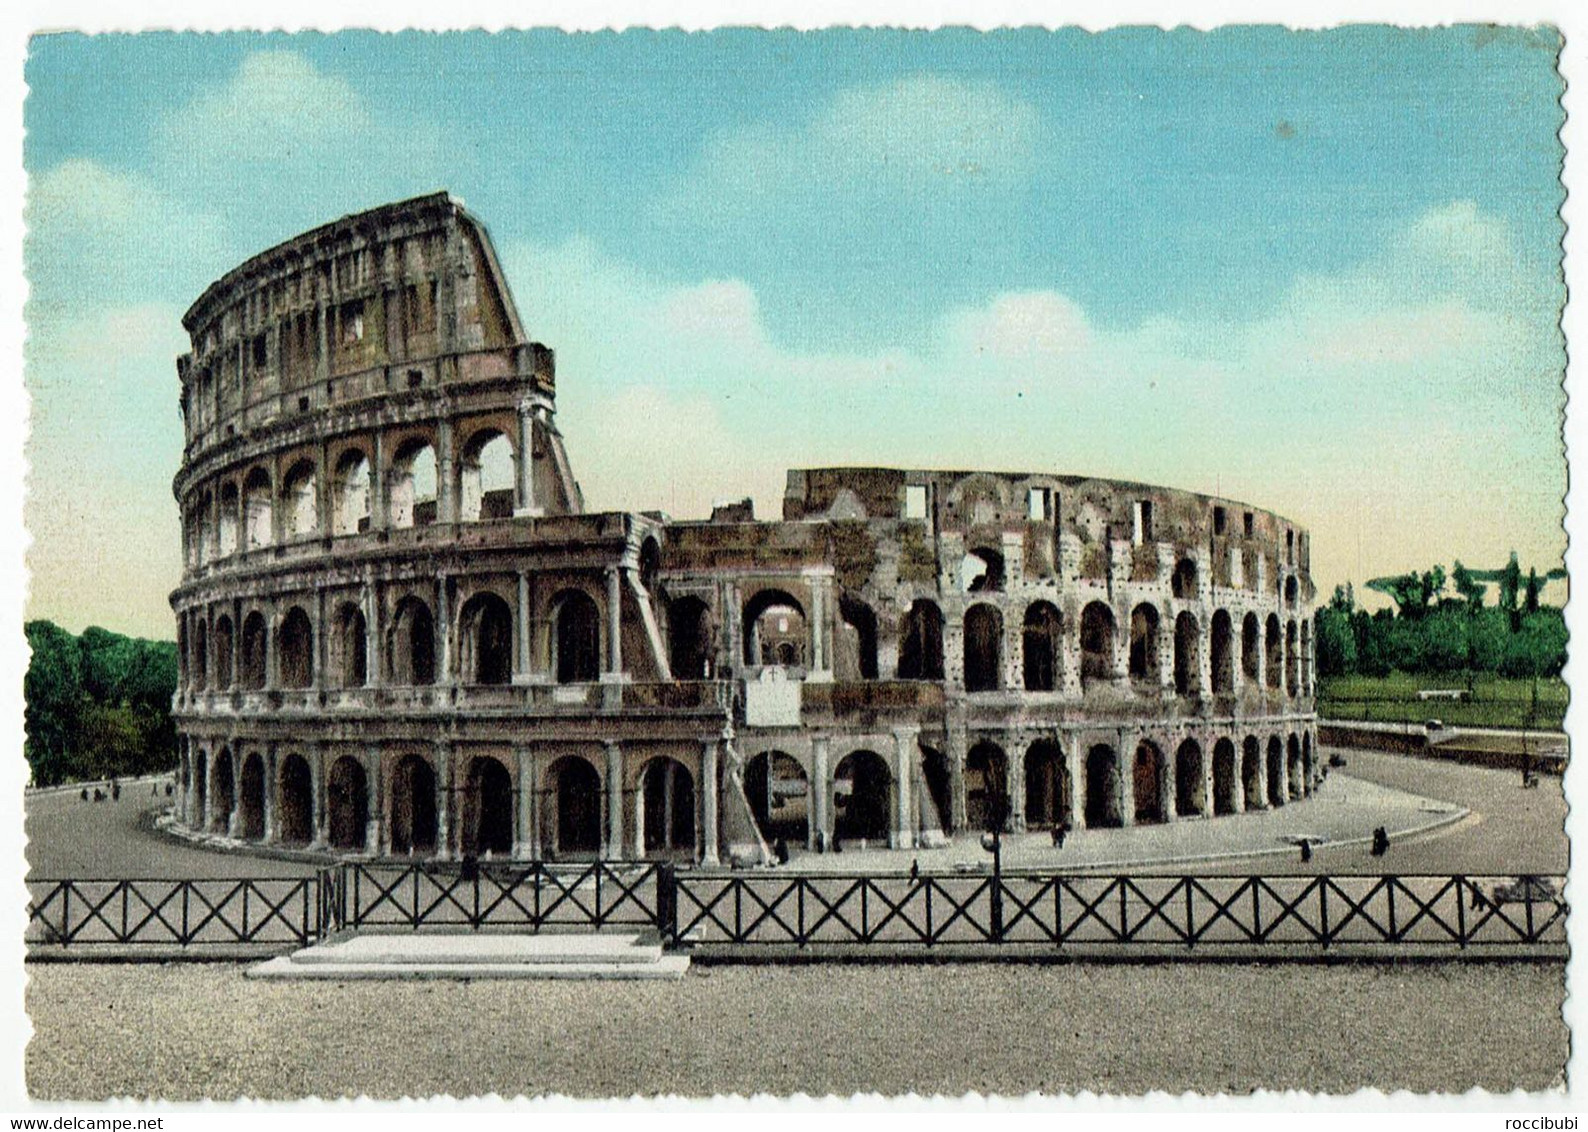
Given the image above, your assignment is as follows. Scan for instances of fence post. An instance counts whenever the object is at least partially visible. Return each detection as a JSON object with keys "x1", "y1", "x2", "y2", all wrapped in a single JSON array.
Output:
[{"x1": 655, "y1": 863, "x2": 677, "y2": 944}]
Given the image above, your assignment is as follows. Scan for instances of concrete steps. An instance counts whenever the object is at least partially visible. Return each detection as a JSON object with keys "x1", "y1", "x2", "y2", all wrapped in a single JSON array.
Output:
[{"x1": 247, "y1": 931, "x2": 689, "y2": 980}]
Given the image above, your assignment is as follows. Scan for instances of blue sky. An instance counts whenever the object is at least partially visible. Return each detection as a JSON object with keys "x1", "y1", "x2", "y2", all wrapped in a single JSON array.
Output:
[{"x1": 22, "y1": 27, "x2": 1567, "y2": 637}]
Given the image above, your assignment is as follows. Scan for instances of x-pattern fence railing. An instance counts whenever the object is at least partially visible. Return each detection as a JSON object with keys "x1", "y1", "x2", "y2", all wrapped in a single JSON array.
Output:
[{"x1": 26, "y1": 867, "x2": 1566, "y2": 953}]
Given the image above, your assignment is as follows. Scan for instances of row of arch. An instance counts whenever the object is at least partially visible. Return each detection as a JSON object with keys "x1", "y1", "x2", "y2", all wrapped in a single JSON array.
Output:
[{"x1": 184, "y1": 426, "x2": 518, "y2": 567}]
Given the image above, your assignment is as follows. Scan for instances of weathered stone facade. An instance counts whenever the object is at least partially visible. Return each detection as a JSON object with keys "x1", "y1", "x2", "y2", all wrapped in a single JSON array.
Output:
[{"x1": 170, "y1": 193, "x2": 1318, "y2": 865}]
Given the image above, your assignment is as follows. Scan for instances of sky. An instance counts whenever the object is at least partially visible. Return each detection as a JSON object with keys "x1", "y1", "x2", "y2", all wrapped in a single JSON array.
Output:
[{"x1": 20, "y1": 27, "x2": 1568, "y2": 640}]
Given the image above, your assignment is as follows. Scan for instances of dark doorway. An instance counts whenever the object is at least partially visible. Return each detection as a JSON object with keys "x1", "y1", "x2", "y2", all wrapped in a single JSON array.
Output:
[
  {"x1": 328, "y1": 756, "x2": 369, "y2": 851},
  {"x1": 550, "y1": 756, "x2": 601, "y2": 855},
  {"x1": 391, "y1": 754, "x2": 438, "y2": 855}
]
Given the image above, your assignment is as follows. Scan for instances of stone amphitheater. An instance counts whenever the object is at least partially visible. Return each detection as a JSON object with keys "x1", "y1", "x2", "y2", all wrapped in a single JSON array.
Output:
[{"x1": 169, "y1": 192, "x2": 1319, "y2": 866}]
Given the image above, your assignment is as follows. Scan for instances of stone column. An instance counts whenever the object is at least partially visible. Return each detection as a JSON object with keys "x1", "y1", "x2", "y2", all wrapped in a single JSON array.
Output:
[
  {"x1": 513, "y1": 747, "x2": 534, "y2": 860},
  {"x1": 436, "y1": 574, "x2": 452, "y2": 685},
  {"x1": 515, "y1": 572, "x2": 531, "y2": 682},
  {"x1": 1008, "y1": 741, "x2": 1027, "y2": 832},
  {"x1": 363, "y1": 583, "x2": 379, "y2": 688},
  {"x1": 262, "y1": 602, "x2": 277, "y2": 692},
  {"x1": 309, "y1": 746, "x2": 327, "y2": 848},
  {"x1": 701, "y1": 738, "x2": 721, "y2": 866},
  {"x1": 263, "y1": 747, "x2": 277, "y2": 842},
  {"x1": 371, "y1": 431, "x2": 387, "y2": 531},
  {"x1": 314, "y1": 588, "x2": 328, "y2": 691},
  {"x1": 947, "y1": 725, "x2": 968, "y2": 833},
  {"x1": 514, "y1": 402, "x2": 540, "y2": 517},
  {"x1": 366, "y1": 745, "x2": 383, "y2": 854},
  {"x1": 603, "y1": 741, "x2": 623, "y2": 860},
  {"x1": 891, "y1": 726, "x2": 917, "y2": 849},
  {"x1": 226, "y1": 749, "x2": 240, "y2": 838},
  {"x1": 810, "y1": 736, "x2": 831, "y2": 849},
  {"x1": 437, "y1": 417, "x2": 457, "y2": 524},
  {"x1": 809, "y1": 580, "x2": 828, "y2": 678},
  {"x1": 603, "y1": 567, "x2": 624, "y2": 678},
  {"x1": 434, "y1": 743, "x2": 453, "y2": 860}
]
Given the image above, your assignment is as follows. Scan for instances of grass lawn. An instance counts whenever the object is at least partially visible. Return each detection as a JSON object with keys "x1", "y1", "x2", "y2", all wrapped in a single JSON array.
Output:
[{"x1": 1318, "y1": 671, "x2": 1567, "y2": 730}]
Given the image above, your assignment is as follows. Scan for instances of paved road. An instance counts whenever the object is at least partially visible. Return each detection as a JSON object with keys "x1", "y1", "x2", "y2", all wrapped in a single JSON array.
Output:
[{"x1": 23, "y1": 746, "x2": 1567, "y2": 880}]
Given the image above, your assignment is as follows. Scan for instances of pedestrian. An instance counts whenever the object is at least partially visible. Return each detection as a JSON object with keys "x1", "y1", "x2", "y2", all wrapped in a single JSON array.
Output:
[
  {"x1": 1300, "y1": 840, "x2": 1312, "y2": 863},
  {"x1": 1370, "y1": 826, "x2": 1389, "y2": 857},
  {"x1": 909, "y1": 858, "x2": 920, "y2": 881},
  {"x1": 79, "y1": 788, "x2": 88, "y2": 801},
  {"x1": 1051, "y1": 824, "x2": 1067, "y2": 849},
  {"x1": 111, "y1": 781, "x2": 121, "y2": 801},
  {"x1": 774, "y1": 837, "x2": 789, "y2": 865}
]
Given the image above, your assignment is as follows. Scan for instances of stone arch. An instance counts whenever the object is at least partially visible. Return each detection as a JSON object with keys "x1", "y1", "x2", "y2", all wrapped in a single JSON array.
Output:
[
  {"x1": 388, "y1": 596, "x2": 436, "y2": 685},
  {"x1": 744, "y1": 750, "x2": 809, "y2": 846},
  {"x1": 213, "y1": 615, "x2": 234, "y2": 689},
  {"x1": 1173, "y1": 611, "x2": 1200, "y2": 696},
  {"x1": 458, "y1": 428, "x2": 516, "y2": 522},
  {"x1": 1084, "y1": 744, "x2": 1122, "y2": 828},
  {"x1": 897, "y1": 599, "x2": 945, "y2": 680},
  {"x1": 277, "y1": 606, "x2": 314, "y2": 689},
  {"x1": 1242, "y1": 736, "x2": 1262, "y2": 809},
  {"x1": 1129, "y1": 603, "x2": 1160, "y2": 683},
  {"x1": 640, "y1": 757, "x2": 696, "y2": 856},
  {"x1": 547, "y1": 755, "x2": 602, "y2": 856},
  {"x1": 1171, "y1": 557, "x2": 1198, "y2": 600},
  {"x1": 1022, "y1": 602, "x2": 1063, "y2": 692},
  {"x1": 238, "y1": 752, "x2": 266, "y2": 840},
  {"x1": 552, "y1": 588, "x2": 601, "y2": 683},
  {"x1": 743, "y1": 589, "x2": 807, "y2": 668},
  {"x1": 218, "y1": 481, "x2": 239, "y2": 557},
  {"x1": 833, "y1": 749, "x2": 892, "y2": 843},
  {"x1": 210, "y1": 748, "x2": 235, "y2": 834},
  {"x1": 332, "y1": 602, "x2": 367, "y2": 688},
  {"x1": 1242, "y1": 612, "x2": 1260, "y2": 683},
  {"x1": 390, "y1": 753, "x2": 438, "y2": 855},
  {"x1": 1285, "y1": 574, "x2": 1299, "y2": 607},
  {"x1": 966, "y1": 740, "x2": 1008, "y2": 832},
  {"x1": 281, "y1": 459, "x2": 318, "y2": 540},
  {"x1": 243, "y1": 466, "x2": 273, "y2": 550},
  {"x1": 920, "y1": 744, "x2": 954, "y2": 836},
  {"x1": 1080, "y1": 602, "x2": 1115, "y2": 687},
  {"x1": 277, "y1": 753, "x2": 314, "y2": 845},
  {"x1": 1210, "y1": 738, "x2": 1237, "y2": 815},
  {"x1": 332, "y1": 448, "x2": 371, "y2": 536},
  {"x1": 1210, "y1": 609, "x2": 1234, "y2": 694},
  {"x1": 836, "y1": 594, "x2": 879, "y2": 680},
  {"x1": 1265, "y1": 614, "x2": 1283, "y2": 689},
  {"x1": 963, "y1": 603, "x2": 1003, "y2": 692},
  {"x1": 461, "y1": 755, "x2": 514, "y2": 857},
  {"x1": 389, "y1": 438, "x2": 438, "y2": 529},
  {"x1": 1133, "y1": 741, "x2": 1166, "y2": 824},
  {"x1": 328, "y1": 756, "x2": 369, "y2": 851},
  {"x1": 1177, "y1": 739, "x2": 1208, "y2": 817},
  {"x1": 1286, "y1": 619, "x2": 1300, "y2": 696},
  {"x1": 1266, "y1": 737, "x2": 1285, "y2": 807},
  {"x1": 961, "y1": 546, "x2": 1005, "y2": 593},
  {"x1": 240, "y1": 611, "x2": 267, "y2": 690},
  {"x1": 459, "y1": 591, "x2": 514, "y2": 686},
  {"x1": 667, "y1": 595, "x2": 713, "y2": 679},
  {"x1": 1023, "y1": 740, "x2": 1069, "y2": 830},
  {"x1": 1287, "y1": 733, "x2": 1304, "y2": 800}
]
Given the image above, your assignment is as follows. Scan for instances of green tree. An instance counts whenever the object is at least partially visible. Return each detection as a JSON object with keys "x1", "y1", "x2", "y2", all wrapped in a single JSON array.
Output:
[
  {"x1": 1451, "y1": 560, "x2": 1487, "y2": 610},
  {"x1": 1315, "y1": 606, "x2": 1358, "y2": 676},
  {"x1": 23, "y1": 620, "x2": 87, "y2": 786},
  {"x1": 1524, "y1": 568, "x2": 1541, "y2": 614}
]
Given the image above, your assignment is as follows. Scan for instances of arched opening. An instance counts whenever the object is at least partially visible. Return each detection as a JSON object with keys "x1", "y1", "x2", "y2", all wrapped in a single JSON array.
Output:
[
  {"x1": 1080, "y1": 602, "x2": 1115, "y2": 688},
  {"x1": 920, "y1": 744, "x2": 954, "y2": 836},
  {"x1": 1133, "y1": 742, "x2": 1165, "y2": 824},
  {"x1": 1265, "y1": 615, "x2": 1282, "y2": 689},
  {"x1": 328, "y1": 756, "x2": 369, "y2": 851},
  {"x1": 547, "y1": 756, "x2": 601, "y2": 856},
  {"x1": 965, "y1": 741, "x2": 1008, "y2": 832},
  {"x1": 1177, "y1": 739, "x2": 1207, "y2": 817},
  {"x1": 390, "y1": 754, "x2": 437, "y2": 855},
  {"x1": 1242, "y1": 737, "x2": 1262, "y2": 810},
  {"x1": 743, "y1": 590, "x2": 807, "y2": 668},
  {"x1": 1242, "y1": 613, "x2": 1260, "y2": 683},
  {"x1": 1173, "y1": 612, "x2": 1200, "y2": 697},
  {"x1": 963, "y1": 603, "x2": 1002, "y2": 692},
  {"x1": 641, "y1": 757, "x2": 696, "y2": 856},
  {"x1": 1171, "y1": 557, "x2": 1198, "y2": 600},
  {"x1": 1287, "y1": 734, "x2": 1303, "y2": 800},
  {"x1": 833, "y1": 750, "x2": 891, "y2": 843},
  {"x1": 332, "y1": 449, "x2": 371, "y2": 536},
  {"x1": 1204, "y1": 739, "x2": 1232, "y2": 815},
  {"x1": 240, "y1": 612, "x2": 267, "y2": 690},
  {"x1": 667, "y1": 596, "x2": 712, "y2": 679},
  {"x1": 836, "y1": 595, "x2": 879, "y2": 680},
  {"x1": 210, "y1": 750, "x2": 235, "y2": 834},
  {"x1": 193, "y1": 751, "x2": 208, "y2": 828},
  {"x1": 243, "y1": 466, "x2": 273, "y2": 550},
  {"x1": 1022, "y1": 602, "x2": 1062, "y2": 692},
  {"x1": 282, "y1": 460, "x2": 318, "y2": 540},
  {"x1": 745, "y1": 750, "x2": 809, "y2": 846},
  {"x1": 897, "y1": 599, "x2": 944, "y2": 680},
  {"x1": 1084, "y1": 745, "x2": 1122, "y2": 828},
  {"x1": 460, "y1": 592, "x2": 514, "y2": 686},
  {"x1": 1286, "y1": 620, "x2": 1299, "y2": 697},
  {"x1": 459, "y1": 430, "x2": 516, "y2": 522},
  {"x1": 553, "y1": 589, "x2": 601, "y2": 683},
  {"x1": 1128, "y1": 603, "x2": 1160, "y2": 683},
  {"x1": 1023, "y1": 740, "x2": 1069, "y2": 829},
  {"x1": 1285, "y1": 575, "x2": 1299, "y2": 607},
  {"x1": 333, "y1": 603, "x2": 367, "y2": 688},
  {"x1": 192, "y1": 619, "x2": 208, "y2": 692},
  {"x1": 213, "y1": 616, "x2": 234, "y2": 689},
  {"x1": 462, "y1": 756, "x2": 513, "y2": 857},
  {"x1": 238, "y1": 752, "x2": 265, "y2": 840},
  {"x1": 388, "y1": 597, "x2": 436, "y2": 685},
  {"x1": 218, "y1": 482, "x2": 239, "y2": 557},
  {"x1": 1266, "y1": 737, "x2": 1285, "y2": 807},
  {"x1": 389, "y1": 439, "x2": 438, "y2": 529},
  {"x1": 1211, "y1": 610, "x2": 1234, "y2": 694},
  {"x1": 277, "y1": 606, "x2": 314, "y2": 689},
  {"x1": 961, "y1": 547, "x2": 1005, "y2": 593},
  {"x1": 277, "y1": 753, "x2": 314, "y2": 845}
]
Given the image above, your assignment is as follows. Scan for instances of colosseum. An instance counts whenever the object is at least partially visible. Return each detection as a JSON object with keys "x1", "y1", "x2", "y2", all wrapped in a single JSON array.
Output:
[{"x1": 169, "y1": 192, "x2": 1320, "y2": 866}]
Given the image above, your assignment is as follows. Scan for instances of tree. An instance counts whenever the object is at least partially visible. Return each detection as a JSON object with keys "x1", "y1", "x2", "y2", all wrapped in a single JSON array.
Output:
[
  {"x1": 1498, "y1": 552, "x2": 1522, "y2": 626},
  {"x1": 1524, "y1": 568, "x2": 1541, "y2": 615},
  {"x1": 1315, "y1": 607, "x2": 1358, "y2": 676},
  {"x1": 23, "y1": 620, "x2": 87, "y2": 786},
  {"x1": 1451, "y1": 560, "x2": 1487, "y2": 611}
]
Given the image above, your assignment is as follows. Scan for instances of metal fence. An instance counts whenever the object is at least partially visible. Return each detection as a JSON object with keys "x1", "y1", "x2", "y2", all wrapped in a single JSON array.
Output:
[{"x1": 27, "y1": 866, "x2": 1566, "y2": 954}]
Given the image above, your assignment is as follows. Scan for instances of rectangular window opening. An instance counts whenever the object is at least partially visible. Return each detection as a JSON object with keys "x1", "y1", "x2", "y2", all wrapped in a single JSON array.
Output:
[
  {"x1": 1028, "y1": 486, "x2": 1053, "y2": 522},
  {"x1": 904, "y1": 484, "x2": 928, "y2": 520},
  {"x1": 1135, "y1": 500, "x2": 1154, "y2": 545},
  {"x1": 1214, "y1": 506, "x2": 1227, "y2": 535},
  {"x1": 1243, "y1": 511, "x2": 1255, "y2": 538}
]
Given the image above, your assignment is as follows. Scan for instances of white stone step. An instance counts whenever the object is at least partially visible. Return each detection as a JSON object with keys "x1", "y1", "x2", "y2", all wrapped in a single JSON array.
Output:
[
  {"x1": 289, "y1": 932, "x2": 663, "y2": 966},
  {"x1": 246, "y1": 954, "x2": 690, "y2": 981}
]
